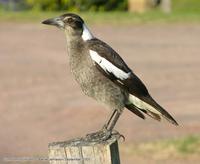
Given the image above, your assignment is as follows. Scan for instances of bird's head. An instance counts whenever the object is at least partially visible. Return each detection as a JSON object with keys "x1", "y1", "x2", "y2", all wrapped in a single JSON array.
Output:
[{"x1": 42, "y1": 13, "x2": 93, "y2": 41}]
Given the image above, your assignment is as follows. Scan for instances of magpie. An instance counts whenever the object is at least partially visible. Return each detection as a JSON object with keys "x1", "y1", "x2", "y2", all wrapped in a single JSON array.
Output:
[{"x1": 42, "y1": 13, "x2": 178, "y2": 140}]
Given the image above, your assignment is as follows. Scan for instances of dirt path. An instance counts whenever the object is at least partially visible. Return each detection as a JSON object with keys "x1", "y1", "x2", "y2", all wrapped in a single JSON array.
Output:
[{"x1": 0, "y1": 23, "x2": 200, "y2": 163}]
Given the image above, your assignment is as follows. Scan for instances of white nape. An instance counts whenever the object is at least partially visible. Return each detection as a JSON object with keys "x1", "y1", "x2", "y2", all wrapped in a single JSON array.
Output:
[
  {"x1": 89, "y1": 50, "x2": 131, "y2": 80},
  {"x1": 128, "y1": 94, "x2": 161, "y2": 115},
  {"x1": 82, "y1": 24, "x2": 94, "y2": 41}
]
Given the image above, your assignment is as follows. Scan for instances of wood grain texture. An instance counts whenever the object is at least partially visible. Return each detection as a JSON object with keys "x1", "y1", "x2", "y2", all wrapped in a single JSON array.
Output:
[{"x1": 48, "y1": 135, "x2": 120, "y2": 164}]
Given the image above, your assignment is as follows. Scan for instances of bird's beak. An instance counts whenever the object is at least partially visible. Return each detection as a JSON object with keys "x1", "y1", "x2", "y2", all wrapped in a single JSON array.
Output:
[{"x1": 42, "y1": 17, "x2": 64, "y2": 28}]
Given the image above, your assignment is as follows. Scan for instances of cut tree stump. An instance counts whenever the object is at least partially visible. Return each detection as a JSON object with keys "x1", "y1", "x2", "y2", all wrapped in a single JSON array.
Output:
[{"x1": 48, "y1": 134, "x2": 120, "y2": 164}]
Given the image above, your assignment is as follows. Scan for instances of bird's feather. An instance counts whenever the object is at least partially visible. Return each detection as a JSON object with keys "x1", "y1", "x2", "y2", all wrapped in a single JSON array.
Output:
[
  {"x1": 87, "y1": 38, "x2": 178, "y2": 126},
  {"x1": 87, "y1": 38, "x2": 149, "y2": 97},
  {"x1": 82, "y1": 24, "x2": 94, "y2": 41},
  {"x1": 126, "y1": 104, "x2": 145, "y2": 120},
  {"x1": 90, "y1": 50, "x2": 131, "y2": 80},
  {"x1": 132, "y1": 104, "x2": 161, "y2": 121}
]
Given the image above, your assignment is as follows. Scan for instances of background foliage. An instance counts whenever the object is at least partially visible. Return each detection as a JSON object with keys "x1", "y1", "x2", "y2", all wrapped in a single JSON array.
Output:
[
  {"x1": 1, "y1": 0, "x2": 200, "y2": 12},
  {"x1": 24, "y1": 0, "x2": 128, "y2": 11}
]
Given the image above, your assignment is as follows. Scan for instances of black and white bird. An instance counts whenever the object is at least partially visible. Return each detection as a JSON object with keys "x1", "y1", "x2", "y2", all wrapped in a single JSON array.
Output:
[{"x1": 42, "y1": 13, "x2": 178, "y2": 140}]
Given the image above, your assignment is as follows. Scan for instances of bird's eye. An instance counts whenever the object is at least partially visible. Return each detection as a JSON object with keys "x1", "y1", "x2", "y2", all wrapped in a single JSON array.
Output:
[{"x1": 67, "y1": 18, "x2": 74, "y2": 23}]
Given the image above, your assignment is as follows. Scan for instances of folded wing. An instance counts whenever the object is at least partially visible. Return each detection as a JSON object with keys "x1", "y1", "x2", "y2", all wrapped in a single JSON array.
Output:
[{"x1": 87, "y1": 38, "x2": 178, "y2": 125}]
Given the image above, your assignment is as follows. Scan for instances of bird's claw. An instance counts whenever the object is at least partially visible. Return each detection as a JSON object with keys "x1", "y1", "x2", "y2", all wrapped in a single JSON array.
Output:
[{"x1": 111, "y1": 130, "x2": 125, "y2": 141}]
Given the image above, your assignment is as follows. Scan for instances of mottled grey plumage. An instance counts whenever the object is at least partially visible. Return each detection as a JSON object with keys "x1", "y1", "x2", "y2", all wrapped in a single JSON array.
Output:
[
  {"x1": 67, "y1": 38, "x2": 127, "y2": 111},
  {"x1": 42, "y1": 13, "x2": 178, "y2": 140}
]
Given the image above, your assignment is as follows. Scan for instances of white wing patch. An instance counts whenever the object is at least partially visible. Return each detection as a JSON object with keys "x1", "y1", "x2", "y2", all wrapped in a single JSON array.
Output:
[
  {"x1": 89, "y1": 50, "x2": 131, "y2": 80},
  {"x1": 82, "y1": 24, "x2": 94, "y2": 41},
  {"x1": 129, "y1": 94, "x2": 161, "y2": 115}
]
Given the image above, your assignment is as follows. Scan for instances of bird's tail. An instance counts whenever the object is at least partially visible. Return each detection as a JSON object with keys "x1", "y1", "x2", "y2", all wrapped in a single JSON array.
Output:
[
  {"x1": 128, "y1": 94, "x2": 178, "y2": 125},
  {"x1": 125, "y1": 104, "x2": 145, "y2": 120}
]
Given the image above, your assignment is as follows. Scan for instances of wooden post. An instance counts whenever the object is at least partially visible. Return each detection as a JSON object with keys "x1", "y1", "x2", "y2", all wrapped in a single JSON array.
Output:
[{"x1": 48, "y1": 135, "x2": 120, "y2": 164}]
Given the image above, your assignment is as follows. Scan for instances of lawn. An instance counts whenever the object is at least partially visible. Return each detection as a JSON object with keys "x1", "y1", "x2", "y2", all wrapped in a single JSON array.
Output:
[
  {"x1": 0, "y1": 9, "x2": 200, "y2": 25},
  {"x1": 1, "y1": 0, "x2": 200, "y2": 24},
  {"x1": 121, "y1": 135, "x2": 200, "y2": 159}
]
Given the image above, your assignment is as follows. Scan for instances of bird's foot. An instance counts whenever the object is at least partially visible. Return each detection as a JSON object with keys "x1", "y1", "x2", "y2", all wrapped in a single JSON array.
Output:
[
  {"x1": 85, "y1": 127, "x2": 125, "y2": 142},
  {"x1": 85, "y1": 127, "x2": 111, "y2": 142}
]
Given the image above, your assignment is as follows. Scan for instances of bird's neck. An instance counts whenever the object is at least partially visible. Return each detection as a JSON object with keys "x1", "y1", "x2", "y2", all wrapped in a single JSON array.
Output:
[
  {"x1": 65, "y1": 34, "x2": 85, "y2": 58},
  {"x1": 64, "y1": 31, "x2": 81, "y2": 50},
  {"x1": 65, "y1": 37, "x2": 89, "y2": 73}
]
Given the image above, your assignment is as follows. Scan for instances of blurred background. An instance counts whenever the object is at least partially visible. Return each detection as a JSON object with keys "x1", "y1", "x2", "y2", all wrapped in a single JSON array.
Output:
[{"x1": 0, "y1": 0, "x2": 200, "y2": 164}]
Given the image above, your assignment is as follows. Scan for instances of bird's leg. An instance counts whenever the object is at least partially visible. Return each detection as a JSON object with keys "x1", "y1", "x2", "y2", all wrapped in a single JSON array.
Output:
[
  {"x1": 105, "y1": 110, "x2": 125, "y2": 140},
  {"x1": 106, "y1": 110, "x2": 121, "y2": 131},
  {"x1": 85, "y1": 110, "x2": 123, "y2": 141},
  {"x1": 102, "y1": 109, "x2": 117, "y2": 130}
]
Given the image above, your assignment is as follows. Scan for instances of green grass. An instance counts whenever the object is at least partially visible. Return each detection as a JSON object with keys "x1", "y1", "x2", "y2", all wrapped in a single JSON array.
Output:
[
  {"x1": 0, "y1": 9, "x2": 200, "y2": 25},
  {"x1": 173, "y1": 0, "x2": 200, "y2": 12},
  {"x1": 122, "y1": 135, "x2": 200, "y2": 159}
]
